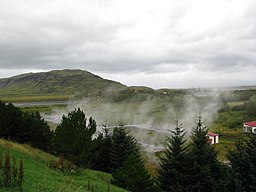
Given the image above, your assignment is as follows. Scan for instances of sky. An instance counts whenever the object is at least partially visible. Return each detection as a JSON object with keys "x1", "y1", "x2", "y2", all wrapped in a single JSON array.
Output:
[{"x1": 0, "y1": 0, "x2": 256, "y2": 89}]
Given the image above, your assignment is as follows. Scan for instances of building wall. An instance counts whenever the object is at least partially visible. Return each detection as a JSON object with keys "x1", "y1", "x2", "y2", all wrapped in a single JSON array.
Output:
[
  {"x1": 252, "y1": 127, "x2": 256, "y2": 134},
  {"x1": 243, "y1": 125, "x2": 256, "y2": 134},
  {"x1": 209, "y1": 135, "x2": 219, "y2": 144},
  {"x1": 209, "y1": 136, "x2": 214, "y2": 144},
  {"x1": 244, "y1": 125, "x2": 252, "y2": 132},
  {"x1": 215, "y1": 135, "x2": 219, "y2": 143}
]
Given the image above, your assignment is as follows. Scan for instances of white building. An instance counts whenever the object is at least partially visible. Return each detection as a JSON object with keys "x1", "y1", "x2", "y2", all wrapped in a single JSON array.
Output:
[
  {"x1": 207, "y1": 132, "x2": 219, "y2": 144},
  {"x1": 243, "y1": 121, "x2": 256, "y2": 134}
]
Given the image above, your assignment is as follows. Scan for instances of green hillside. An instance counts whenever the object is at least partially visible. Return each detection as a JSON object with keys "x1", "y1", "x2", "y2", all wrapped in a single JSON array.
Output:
[
  {"x1": 0, "y1": 69, "x2": 126, "y2": 100},
  {"x1": 0, "y1": 69, "x2": 186, "y2": 103},
  {"x1": 0, "y1": 139, "x2": 127, "y2": 192}
]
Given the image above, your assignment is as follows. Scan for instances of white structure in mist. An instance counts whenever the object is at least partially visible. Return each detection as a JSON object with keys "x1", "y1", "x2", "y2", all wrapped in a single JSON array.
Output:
[
  {"x1": 207, "y1": 132, "x2": 219, "y2": 144},
  {"x1": 243, "y1": 121, "x2": 256, "y2": 134}
]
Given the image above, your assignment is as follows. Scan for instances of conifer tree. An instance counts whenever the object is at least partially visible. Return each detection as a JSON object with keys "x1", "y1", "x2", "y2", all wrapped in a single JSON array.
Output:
[
  {"x1": 187, "y1": 116, "x2": 224, "y2": 191},
  {"x1": 110, "y1": 123, "x2": 137, "y2": 172},
  {"x1": 112, "y1": 152, "x2": 156, "y2": 192},
  {"x1": 0, "y1": 101, "x2": 53, "y2": 151},
  {"x1": 158, "y1": 120, "x2": 189, "y2": 192},
  {"x1": 0, "y1": 101, "x2": 23, "y2": 139},
  {"x1": 228, "y1": 134, "x2": 256, "y2": 191},
  {"x1": 92, "y1": 122, "x2": 113, "y2": 172},
  {"x1": 54, "y1": 108, "x2": 96, "y2": 166},
  {"x1": 18, "y1": 112, "x2": 53, "y2": 151}
]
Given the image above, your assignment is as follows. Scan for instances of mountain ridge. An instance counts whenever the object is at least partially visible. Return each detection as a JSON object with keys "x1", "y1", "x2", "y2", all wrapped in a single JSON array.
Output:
[
  {"x1": 1, "y1": 69, "x2": 255, "y2": 103},
  {"x1": 0, "y1": 69, "x2": 127, "y2": 98}
]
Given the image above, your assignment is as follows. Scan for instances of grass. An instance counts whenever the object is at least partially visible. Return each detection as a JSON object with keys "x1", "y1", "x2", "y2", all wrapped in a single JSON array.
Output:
[
  {"x1": 0, "y1": 95, "x2": 71, "y2": 102},
  {"x1": 227, "y1": 101, "x2": 245, "y2": 107},
  {"x1": 209, "y1": 121, "x2": 250, "y2": 161},
  {"x1": 20, "y1": 106, "x2": 53, "y2": 113},
  {"x1": 0, "y1": 139, "x2": 127, "y2": 192}
]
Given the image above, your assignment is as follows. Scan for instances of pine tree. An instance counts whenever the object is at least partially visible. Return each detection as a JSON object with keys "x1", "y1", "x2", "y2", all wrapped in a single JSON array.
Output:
[
  {"x1": 228, "y1": 134, "x2": 256, "y2": 191},
  {"x1": 92, "y1": 122, "x2": 113, "y2": 172},
  {"x1": 187, "y1": 116, "x2": 224, "y2": 191},
  {"x1": 110, "y1": 123, "x2": 138, "y2": 172},
  {"x1": 18, "y1": 112, "x2": 53, "y2": 151},
  {"x1": 158, "y1": 120, "x2": 189, "y2": 192},
  {"x1": 54, "y1": 108, "x2": 96, "y2": 167},
  {"x1": 0, "y1": 101, "x2": 53, "y2": 151},
  {"x1": 112, "y1": 152, "x2": 156, "y2": 192},
  {"x1": 0, "y1": 101, "x2": 23, "y2": 140}
]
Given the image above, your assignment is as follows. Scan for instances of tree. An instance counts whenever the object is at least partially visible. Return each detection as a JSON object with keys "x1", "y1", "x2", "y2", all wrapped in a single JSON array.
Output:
[
  {"x1": 110, "y1": 123, "x2": 138, "y2": 172},
  {"x1": 0, "y1": 101, "x2": 23, "y2": 139},
  {"x1": 245, "y1": 100, "x2": 256, "y2": 118},
  {"x1": 112, "y1": 152, "x2": 156, "y2": 192},
  {"x1": 0, "y1": 101, "x2": 53, "y2": 151},
  {"x1": 91, "y1": 122, "x2": 113, "y2": 172},
  {"x1": 187, "y1": 116, "x2": 225, "y2": 191},
  {"x1": 54, "y1": 108, "x2": 96, "y2": 166},
  {"x1": 228, "y1": 135, "x2": 256, "y2": 191},
  {"x1": 18, "y1": 112, "x2": 53, "y2": 151},
  {"x1": 158, "y1": 120, "x2": 189, "y2": 192}
]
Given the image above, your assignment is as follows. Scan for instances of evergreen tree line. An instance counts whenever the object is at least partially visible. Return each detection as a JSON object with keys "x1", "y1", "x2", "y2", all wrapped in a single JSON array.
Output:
[
  {"x1": 0, "y1": 102, "x2": 156, "y2": 191},
  {"x1": 53, "y1": 108, "x2": 157, "y2": 191},
  {"x1": 158, "y1": 117, "x2": 256, "y2": 192},
  {"x1": 1, "y1": 101, "x2": 256, "y2": 191},
  {"x1": 158, "y1": 117, "x2": 231, "y2": 192},
  {"x1": 0, "y1": 101, "x2": 53, "y2": 152}
]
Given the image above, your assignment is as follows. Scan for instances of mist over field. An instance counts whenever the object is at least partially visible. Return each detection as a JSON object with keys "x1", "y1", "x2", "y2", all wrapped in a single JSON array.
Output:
[
  {"x1": 42, "y1": 89, "x2": 223, "y2": 152},
  {"x1": 44, "y1": 90, "x2": 221, "y2": 127}
]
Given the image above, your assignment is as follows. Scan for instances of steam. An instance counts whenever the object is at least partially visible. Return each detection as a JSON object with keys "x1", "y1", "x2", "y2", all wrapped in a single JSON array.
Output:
[{"x1": 42, "y1": 88, "x2": 223, "y2": 152}]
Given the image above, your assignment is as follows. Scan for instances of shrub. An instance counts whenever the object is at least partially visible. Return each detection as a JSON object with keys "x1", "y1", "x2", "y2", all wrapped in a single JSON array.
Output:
[{"x1": 0, "y1": 152, "x2": 23, "y2": 191}]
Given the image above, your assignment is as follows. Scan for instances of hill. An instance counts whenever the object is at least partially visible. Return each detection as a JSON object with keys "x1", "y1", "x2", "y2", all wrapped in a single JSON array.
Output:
[
  {"x1": 0, "y1": 69, "x2": 186, "y2": 103},
  {"x1": 0, "y1": 69, "x2": 126, "y2": 101},
  {"x1": 0, "y1": 138, "x2": 127, "y2": 192}
]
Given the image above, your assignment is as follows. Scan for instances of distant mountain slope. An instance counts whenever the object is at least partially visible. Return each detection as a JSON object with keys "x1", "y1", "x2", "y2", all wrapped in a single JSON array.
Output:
[
  {"x1": 0, "y1": 69, "x2": 188, "y2": 103},
  {"x1": 0, "y1": 69, "x2": 126, "y2": 98}
]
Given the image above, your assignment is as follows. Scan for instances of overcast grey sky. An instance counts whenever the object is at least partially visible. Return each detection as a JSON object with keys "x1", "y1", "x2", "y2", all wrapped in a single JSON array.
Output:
[{"x1": 0, "y1": 0, "x2": 255, "y2": 88}]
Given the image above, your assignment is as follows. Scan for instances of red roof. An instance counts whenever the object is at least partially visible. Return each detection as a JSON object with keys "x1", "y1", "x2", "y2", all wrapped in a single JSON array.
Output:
[
  {"x1": 244, "y1": 121, "x2": 256, "y2": 127},
  {"x1": 207, "y1": 132, "x2": 219, "y2": 137}
]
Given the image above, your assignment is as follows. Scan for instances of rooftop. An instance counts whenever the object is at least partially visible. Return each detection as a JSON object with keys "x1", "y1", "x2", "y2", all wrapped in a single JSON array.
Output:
[
  {"x1": 207, "y1": 132, "x2": 219, "y2": 137},
  {"x1": 244, "y1": 121, "x2": 256, "y2": 127}
]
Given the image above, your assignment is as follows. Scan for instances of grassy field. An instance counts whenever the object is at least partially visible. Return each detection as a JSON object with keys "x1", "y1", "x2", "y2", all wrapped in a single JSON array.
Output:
[
  {"x1": 209, "y1": 113, "x2": 251, "y2": 161},
  {"x1": 210, "y1": 126, "x2": 249, "y2": 161},
  {"x1": 0, "y1": 95, "x2": 71, "y2": 102},
  {"x1": 0, "y1": 139, "x2": 127, "y2": 192}
]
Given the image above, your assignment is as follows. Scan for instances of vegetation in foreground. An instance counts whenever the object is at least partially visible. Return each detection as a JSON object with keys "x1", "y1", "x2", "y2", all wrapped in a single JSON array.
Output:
[
  {"x1": 158, "y1": 118, "x2": 233, "y2": 191},
  {"x1": 0, "y1": 139, "x2": 127, "y2": 192}
]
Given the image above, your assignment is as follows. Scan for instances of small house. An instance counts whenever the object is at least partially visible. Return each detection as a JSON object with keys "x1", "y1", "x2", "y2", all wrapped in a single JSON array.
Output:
[
  {"x1": 243, "y1": 121, "x2": 256, "y2": 134},
  {"x1": 207, "y1": 132, "x2": 219, "y2": 144}
]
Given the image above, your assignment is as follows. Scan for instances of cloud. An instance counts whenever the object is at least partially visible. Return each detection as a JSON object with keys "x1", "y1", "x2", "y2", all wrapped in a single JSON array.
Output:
[{"x1": 0, "y1": 0, "x2": 256, "y2": 88}]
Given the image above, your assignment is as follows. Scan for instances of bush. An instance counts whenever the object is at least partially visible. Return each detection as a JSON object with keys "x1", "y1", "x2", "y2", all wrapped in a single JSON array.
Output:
[
  {"x1": 49, "y1": 155, "x2": 76, "y2": 173},
  {"x1": 0, "y1": 152, "x2": 24, "y2": 191}
]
